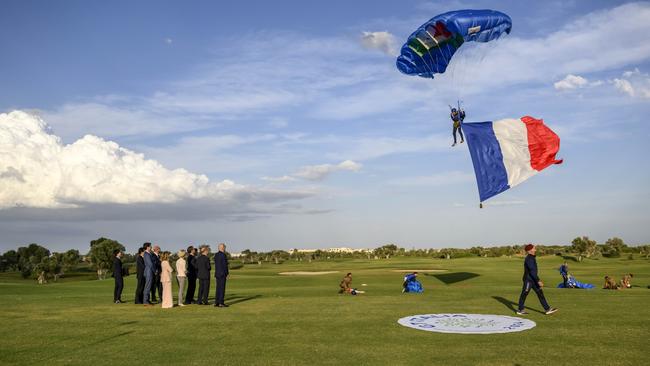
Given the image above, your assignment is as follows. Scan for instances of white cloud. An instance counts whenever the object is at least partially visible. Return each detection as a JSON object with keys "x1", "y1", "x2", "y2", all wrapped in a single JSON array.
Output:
[
  {"x1": 165, "y1": 38, "x2": 173, "y2": 44},
  {"x1": 293, "y1": 160, "x2": 362, "y2": 181},
  {"x1": 360, "y1": 31, "x2": 398, "y2": 56},
  {"x1": 261, "y1": 175, "x2": 296, "y2": 183},
  {"x1": 613, "y1": 78, "x2": 635, "y2": 97},
  {"x1": 554, "y1": 74, "x2": 588, "y2": 90},
  {"x1": 268, "y1": 117, "x2": 289, "y2": 129},
  {"x1": 612, "y1": 68, "x2": 650, "y2": 99},
  {"x1": 0, "y1": 111, "x2": 313, "y2": 209}
]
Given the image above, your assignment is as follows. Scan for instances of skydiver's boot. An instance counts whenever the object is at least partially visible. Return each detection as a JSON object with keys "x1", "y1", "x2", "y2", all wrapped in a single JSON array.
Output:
[{"x1": 451, "y1": 142, "x2": 456, "y2": 147}]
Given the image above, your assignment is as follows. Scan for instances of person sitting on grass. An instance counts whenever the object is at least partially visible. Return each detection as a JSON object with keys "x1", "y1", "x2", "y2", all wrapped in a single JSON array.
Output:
[
  {"x1": 603, "y1": 276, "x2": 620, "y2": 290},
  {"x1": 402, "y1": 272, "x2": 423, "y2": 293},
  {"x1": 338, "y1": 273, "x2": 363, "y2": 295},
  {"x1": 620, "y1": 273, "x2": 633, "y2": 289}
]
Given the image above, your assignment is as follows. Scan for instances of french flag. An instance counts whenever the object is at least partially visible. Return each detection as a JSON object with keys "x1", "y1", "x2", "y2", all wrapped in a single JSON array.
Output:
[{"x1": 462, "y1": 116, "x2": 563, "y2": 205}]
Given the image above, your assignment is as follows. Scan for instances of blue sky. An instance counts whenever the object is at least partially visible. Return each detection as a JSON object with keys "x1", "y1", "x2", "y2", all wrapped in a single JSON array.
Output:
[{"x1": 1, "y1": 0, "x2": 649, "y2": 253}]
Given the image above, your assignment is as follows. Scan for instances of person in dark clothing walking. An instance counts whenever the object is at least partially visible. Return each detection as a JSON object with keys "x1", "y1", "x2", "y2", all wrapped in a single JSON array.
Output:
[
  {"x1": 113, "y1": 249, "x2": 124, "y2": 304},
  {"x1": 134, "y1": 247, "x2": 145, "y2": 304},
  {"x1": 196, "y1": 246, "x2": 211, "y2": 305},
  {"x1": 214, "y1": 243, "x2": 230, "y2": 307},
  {"x1": 517, "y1": 244, "x2": 558, "y2": 315},
  {"x1": 184, "y1": 246, "x2": 198, "y2": 304},
  {"x1": 143, "y1": 242, "x2": 154, "y2": 306}
]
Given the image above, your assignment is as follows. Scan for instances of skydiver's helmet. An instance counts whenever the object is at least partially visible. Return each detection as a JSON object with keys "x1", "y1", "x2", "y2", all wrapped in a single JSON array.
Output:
[{"x1": 451, "y1": 108, "x2": 457, "y2": 113}]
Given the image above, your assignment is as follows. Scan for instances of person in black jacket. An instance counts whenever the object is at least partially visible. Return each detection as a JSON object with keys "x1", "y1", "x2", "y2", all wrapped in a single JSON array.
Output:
[
  {"x1": 184, "y1": 246, "x2": 198, "y2": 305},
  {"x1": 113, "y1": 249, "x2": 124, "y2": 304},
  {"x1": 214, "y1": 243, "x2": 230, "y2": 307},
  {"x1": 517, "y1": 244, "x2": 558, "y2": 315},
  {"x1": 195, "y1": 246, "x2": 211, "y2": 305},
  {"x1": 134, "y1": 247, "x2": 145, "y2": 304},
  {"x1": 151, "y1": 245, "x2": 162, "y2": 303}
]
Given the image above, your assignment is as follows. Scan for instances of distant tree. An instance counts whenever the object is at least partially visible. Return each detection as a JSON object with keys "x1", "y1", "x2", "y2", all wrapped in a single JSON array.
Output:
[
  {"x1": 639, "y1": 245, "x2": 650, "y2": 259},
  {"x1": 0, "y1": 249, "x2": 19, "y2": 272},
  {"x1": 603, "y1": 237, "x2": 627, "y2": 257},
  {"x1": 88, "y1": 237, "x2": 125, "y2": 280},
  {"x1": 16, "y1": 244, "x2": 51, "y2": 278},
  {"x1": 571, "y1": 236, "x2": 599, "y2": 261}
]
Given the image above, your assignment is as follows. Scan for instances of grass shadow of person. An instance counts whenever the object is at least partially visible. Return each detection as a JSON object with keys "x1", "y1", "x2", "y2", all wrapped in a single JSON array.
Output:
[
  {"x1": 426, "y1": 272, "x2": 479, "y2": 285},
  {"x1": 492, "y1": 296, "x2": 544, "y2": 314},
  {"x1": 225, "y1": 294, "x2": 262, "y2": 306}
]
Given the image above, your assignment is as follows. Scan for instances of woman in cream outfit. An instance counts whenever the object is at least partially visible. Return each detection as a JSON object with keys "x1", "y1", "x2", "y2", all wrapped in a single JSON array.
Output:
[
  {"x1": 160, "y1": 251, "x2": 174, "y2": 308},
  {"x1": 176, "y1": 250, "x2": 187, "y2": 306}
]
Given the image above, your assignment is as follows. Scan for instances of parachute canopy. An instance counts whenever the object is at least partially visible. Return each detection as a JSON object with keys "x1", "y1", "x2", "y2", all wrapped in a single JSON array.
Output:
[{"x1": 396, "y1": 9, "x2": 512, "y2": 78}]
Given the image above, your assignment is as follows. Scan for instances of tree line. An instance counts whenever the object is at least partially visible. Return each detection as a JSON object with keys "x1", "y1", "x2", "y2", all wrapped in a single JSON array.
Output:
[{"x1": 1, "y1": 236, "x2": 648, "y2": 282}]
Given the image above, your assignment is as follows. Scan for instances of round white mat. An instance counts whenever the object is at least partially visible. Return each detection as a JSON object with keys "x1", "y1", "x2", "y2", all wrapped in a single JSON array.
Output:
[{"x1": 397, "y1": 313, "x2": 536, "y2": 334}]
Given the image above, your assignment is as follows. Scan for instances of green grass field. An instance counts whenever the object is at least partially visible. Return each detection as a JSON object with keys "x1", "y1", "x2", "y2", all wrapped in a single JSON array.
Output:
[{"x1": 0, "y1": 256, "x2": 648, "y2": 365}]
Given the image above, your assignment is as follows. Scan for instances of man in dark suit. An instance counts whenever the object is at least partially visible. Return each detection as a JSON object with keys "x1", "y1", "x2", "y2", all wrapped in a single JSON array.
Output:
[
  {"x1": 195, "y1": 246, "x2": 211, "y2": 305},
  {"x1": 214, "y1": 243, "x2": 230, "y2": 307},
  {"x1": 184, "y1": 246, "x2": 198, "y2": 305},
  {"x1": 134, "y1": 247, "x2": 145, "y2": 304},
  {"x1": 151, "y1": 245, "x2": 162, "y2": 303},
  {"x1": 113, "y1": 249, "x2": 124, "y2": 304},
  {"x1": 143, "y1": 242, "x2": 154, "y2": 306}
]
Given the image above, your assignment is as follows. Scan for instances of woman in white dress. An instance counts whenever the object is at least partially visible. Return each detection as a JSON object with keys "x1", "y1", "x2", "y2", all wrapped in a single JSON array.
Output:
[
  {"x1": 176, "y1": 250, "x2": 187, "y2": 306},
  {"x1": 160, "y1": 251, "x2": 174, "y2": 308}
]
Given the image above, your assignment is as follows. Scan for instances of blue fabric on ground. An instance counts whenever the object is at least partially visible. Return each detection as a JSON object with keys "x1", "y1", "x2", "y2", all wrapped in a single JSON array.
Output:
[
  {"x1": 557, "y1": 276, "x2": 594, "y2": 289},
  {"x1": 405, "y1": 280, "x2": 424, "y2": 293}
]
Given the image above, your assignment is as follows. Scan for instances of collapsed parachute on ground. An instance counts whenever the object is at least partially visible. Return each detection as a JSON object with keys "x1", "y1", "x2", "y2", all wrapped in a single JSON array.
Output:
[
  {"x1": 396, "y1": 9, "x2": 512, "y2": 78},
  {"x1": 462, "y1": 116, "x2": 563, "y2": 206}
]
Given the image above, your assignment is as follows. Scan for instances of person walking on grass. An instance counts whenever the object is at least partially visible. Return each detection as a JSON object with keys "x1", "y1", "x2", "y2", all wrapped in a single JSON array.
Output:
[
  {"x1": 176, "y1": 250, "x2": 187, "y2": 307},
  {"x1": 160, "y1": 251, "x2": 174, "y2": 309},
  {"x1": 517, "y1": 244, "x2": 558, "y2": 315}
]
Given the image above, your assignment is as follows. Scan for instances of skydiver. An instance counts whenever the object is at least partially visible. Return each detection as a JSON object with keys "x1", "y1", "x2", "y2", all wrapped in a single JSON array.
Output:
[{"x1": 450, "y1": 107, "x2": 465, "y2": 147}]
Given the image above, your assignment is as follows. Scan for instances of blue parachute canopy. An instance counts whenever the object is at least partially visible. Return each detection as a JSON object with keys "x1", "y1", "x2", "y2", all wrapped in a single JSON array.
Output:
[{"x1": 396, "y1": 9, "x2": 512, "y2": 78}]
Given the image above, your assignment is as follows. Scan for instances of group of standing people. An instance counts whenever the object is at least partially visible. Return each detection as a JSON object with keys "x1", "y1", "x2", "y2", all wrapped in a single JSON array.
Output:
[{"x1": 112, "y1": 242, "x2": 230, "y2": 308}]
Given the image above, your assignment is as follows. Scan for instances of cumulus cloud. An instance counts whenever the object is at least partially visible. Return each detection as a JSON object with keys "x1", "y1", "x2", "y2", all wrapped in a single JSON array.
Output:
[
  {"x1": 293, "y1": 160, "x2": 362, "y2": 181},
  {"x1": 612, "y1": 68, "x2": 650, "y2": 99},
  {"x1": 554, "y1": 74, "x2": 589, "y2": 90},
  {"x1": 360, "y1": 31, "x2": 398, "y2": 56},
  {"x1": 0, "y1": 111, "x2": 313, "y2": 209},
  {"x1": 261, "y1": 175, "x2": 296, "y2": 183}
]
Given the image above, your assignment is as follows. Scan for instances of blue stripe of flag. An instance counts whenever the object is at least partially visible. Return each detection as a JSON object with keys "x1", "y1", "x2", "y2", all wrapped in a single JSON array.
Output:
[{"x1": 462, "y1": 122, "x2": 510, "y2": 202}]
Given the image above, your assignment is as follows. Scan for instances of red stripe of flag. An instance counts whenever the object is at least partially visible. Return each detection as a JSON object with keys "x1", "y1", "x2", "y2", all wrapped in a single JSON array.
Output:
[{"x1": 521, "y1": 116, "x2": 563, "y2": 171}]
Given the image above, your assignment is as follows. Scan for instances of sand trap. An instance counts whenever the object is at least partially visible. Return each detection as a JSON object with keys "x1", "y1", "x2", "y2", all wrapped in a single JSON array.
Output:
[
  {"x1": 391, "y1": 269, "x2": 447, "y2": 273},
  {"x1": 279, "y1": 271, "x2": 340, "y2": 276}
]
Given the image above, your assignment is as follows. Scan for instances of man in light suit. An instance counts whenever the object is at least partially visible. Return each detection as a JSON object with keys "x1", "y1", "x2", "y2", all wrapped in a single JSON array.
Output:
[
  {"x1": 113, "y1": 249, "x2": 124, "y2": 304},
  {"x1": 214, "y1": 243, "x2": 230, "y2": 307},
  {"x1": 142, "y1": 242, "x2": 154, "y2": 306},
  {"x1": 195, "y1": 246, "x2": 211, "y2": 305}
]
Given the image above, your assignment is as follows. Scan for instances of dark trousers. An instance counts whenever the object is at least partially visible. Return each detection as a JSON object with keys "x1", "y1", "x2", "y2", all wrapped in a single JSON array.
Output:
[
  {"x1": 185, "y1": 275, "x2": 197, "y2": 304},
  {"x1": 453, "y1": 123, "x2": 464, "y2": 143},
  {"x1": 143, "y1": 273, "x2": 153, "y2": 304},
  {"x1": 198, "y1": 278, "x2": 210, "y2": 304},
  {"x1": 518, "y1": 280, "x2": 550, "y2": 311},
  {"x1": 215, "y1": 276, "x2": 227, "y2": 305},
  {"x1": 135, "y1": 276, "x2": 145, "y2": 304},
  {"x1": 114, "y1": 276, "x2": 123, "y2": 302},
  {"x1": 151, "y1": 273, "x2": 162, "y2": 301},
  {"x1": 562, "y1": 275, "x2": 568, "y2": 288}
]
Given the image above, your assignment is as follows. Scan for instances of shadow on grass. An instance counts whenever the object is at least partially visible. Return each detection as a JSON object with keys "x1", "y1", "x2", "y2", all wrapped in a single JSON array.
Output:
[
  {"x1": 426, "y1": 272, "x2": 479, "y2": 285},
  {"x1": 492, "y1": 296, "x2": 544, "y2": 314},
  {"x1": 225, "y1": 294, "x2": 262, "y2": 306}
]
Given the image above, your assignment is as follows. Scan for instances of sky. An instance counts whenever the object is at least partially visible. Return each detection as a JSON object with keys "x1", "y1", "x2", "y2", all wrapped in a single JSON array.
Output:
[{"x1": 1, "y1": 0, "x2": 649, "y2": 253}]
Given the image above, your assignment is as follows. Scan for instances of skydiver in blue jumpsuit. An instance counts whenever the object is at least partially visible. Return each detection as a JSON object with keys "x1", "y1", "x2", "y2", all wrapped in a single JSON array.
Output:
[{"x1": 450, "y1": 108, "x2": 465, "y2": 147}]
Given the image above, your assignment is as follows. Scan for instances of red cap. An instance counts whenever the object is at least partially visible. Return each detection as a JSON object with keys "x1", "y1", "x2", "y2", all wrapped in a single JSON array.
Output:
[{"x1": 524, "y1": 244, "x2": 535, "y2": 252}]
